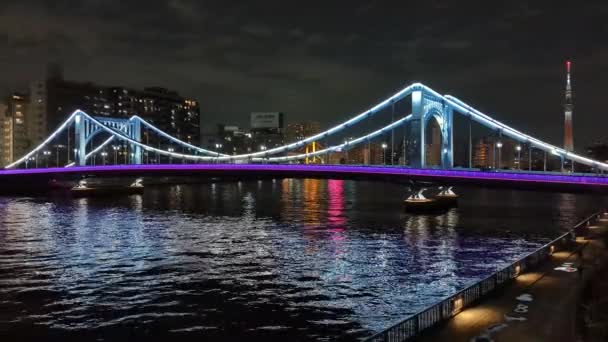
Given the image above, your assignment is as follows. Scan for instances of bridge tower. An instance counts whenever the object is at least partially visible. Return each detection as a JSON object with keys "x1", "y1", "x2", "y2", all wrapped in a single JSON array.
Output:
[
  {"x1": 74, "y1": 114, "x2": 142, "y2": 166},
  {"x1": 564, "y1": 60, "x2": 574, "y2": 152},
  {"x1": 74, "y1": 112, "x2": 87, "y2": 166},
  {"x1": 408, "y1": 88, "x2": 453, "y2": 169}
]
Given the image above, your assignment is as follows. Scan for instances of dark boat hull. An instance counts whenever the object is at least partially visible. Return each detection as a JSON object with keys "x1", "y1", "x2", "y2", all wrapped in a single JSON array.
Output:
[
  {"x1": 70, "y1": 186, "x2": 144, "y2": 197},
  {"x1": 404, "y1": 199, "x2": 442, "y2": 213},
  {"x1": 435, "y1": 194, "x2": 459, "y2": 207}
]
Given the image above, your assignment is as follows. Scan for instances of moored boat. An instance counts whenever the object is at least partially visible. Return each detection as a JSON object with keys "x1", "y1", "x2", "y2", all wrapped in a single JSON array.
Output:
[
  {"x1": 404, "y1": 188, "x2": 441, "y2": 212},
  {"x1": 70, "y1": 179, "x2": 144, "y2": 197},
  {"x1": 435, "y1": 186, "x2": 459, "y2": 207}
]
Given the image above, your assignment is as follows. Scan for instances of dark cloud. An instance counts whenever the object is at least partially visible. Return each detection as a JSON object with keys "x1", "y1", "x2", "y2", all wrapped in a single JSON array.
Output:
[{"x1": 0, "y1": 0, "x2": 607, "y2": 152}]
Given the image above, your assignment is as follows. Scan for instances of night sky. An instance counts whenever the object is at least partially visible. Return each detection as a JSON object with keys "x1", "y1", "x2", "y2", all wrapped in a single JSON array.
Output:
[{"x1": 1, "y1": 1, "x2": 607, "y2": 151}]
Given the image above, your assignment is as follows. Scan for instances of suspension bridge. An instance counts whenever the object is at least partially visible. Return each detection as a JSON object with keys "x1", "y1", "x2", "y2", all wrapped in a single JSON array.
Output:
[{"x1": 1, "y1": 83, "x2": 607, "y2": 191}]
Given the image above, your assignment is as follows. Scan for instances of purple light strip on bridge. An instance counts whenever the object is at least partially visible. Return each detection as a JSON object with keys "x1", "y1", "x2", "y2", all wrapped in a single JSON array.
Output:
[{"x1": 1, "y1": 164, "x2": 608, "y2": 187}]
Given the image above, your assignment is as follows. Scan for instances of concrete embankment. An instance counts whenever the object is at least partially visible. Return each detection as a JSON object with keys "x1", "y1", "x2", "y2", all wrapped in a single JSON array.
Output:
[{"x1": 417, "y1": 212, "x2": 608, "y2": 342}]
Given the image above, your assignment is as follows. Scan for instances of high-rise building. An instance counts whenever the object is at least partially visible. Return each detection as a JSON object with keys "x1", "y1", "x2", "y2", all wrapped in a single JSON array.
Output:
[
  {"x1": 215, "y1": 124, "x2": 253, "y2": 155},
  {"x1": 1, "y1": 93, "x2": 30, "y2": 166},
  {"x1": 285, "y1": 121, "x2": 321, "y2": 143},
  {"x1": 473, "y1": 136, "x2": 494, "y2": 168},
  {"x1": 250, "y1": 112, "x2": 284, "y2": 151},
  {"x1": 327, "y1": 142, "x2": 385, "y2": 165},
  {"x1": 29, "y1": 68, "x2": 201, "y2": 148},
  {"x1": 0, "y1": 102, "x2": 8, "y2": 166},
  {"x1": 564, "y1": 60, "x2": 574, "y2": 152},
  {"x1": 473, "y1": 135, "x2": 518, "y2": 169}
]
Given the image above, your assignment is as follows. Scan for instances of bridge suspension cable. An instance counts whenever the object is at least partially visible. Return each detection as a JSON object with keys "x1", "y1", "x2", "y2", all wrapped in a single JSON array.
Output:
[
  {"x1": 255, "y1": 114, "x2": 413, "y2": 162},
  {"x1": 441, "y1": 94, "x2": 608, "y2": 171},
  {"x1": 4, "y1": 113, "x2": 229, "y2": 169},
  {"x1": 131, "y1": 115, "x2": 227, "y2": 157},
  {"x1": 216, "y1": 83, "x2": 421, "y2": 159}
]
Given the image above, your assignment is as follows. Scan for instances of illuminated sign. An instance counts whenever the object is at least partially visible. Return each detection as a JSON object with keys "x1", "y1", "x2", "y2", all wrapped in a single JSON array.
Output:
[{"x1": 251, "y1": 112, "x2": 282, "y2": 129}]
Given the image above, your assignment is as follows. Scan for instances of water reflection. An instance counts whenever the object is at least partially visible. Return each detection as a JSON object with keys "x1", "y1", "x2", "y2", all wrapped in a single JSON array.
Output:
[{"x1": 0, "y1": 180, "x2": 606, "y2": 341}]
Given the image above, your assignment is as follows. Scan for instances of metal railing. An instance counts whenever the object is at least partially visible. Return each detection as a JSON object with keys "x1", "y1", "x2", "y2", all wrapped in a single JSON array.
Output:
[{"x1": 365, "y1": 209, "x2": 606, "y2": 342}]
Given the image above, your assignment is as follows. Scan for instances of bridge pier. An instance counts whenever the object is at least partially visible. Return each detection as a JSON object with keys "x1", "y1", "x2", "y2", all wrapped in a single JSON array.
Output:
[
  {"x1": 407, "y1": 90, "x2": 424, "y2": 168},
  {"x1": 406, "y1": 90, "x2": 453, "y2": 169},
  {"x1": 75, "y1": 113, "x2": 87, "y2": 166},
  {"x1": 441, "y1": 106, "x2": 454, "y2": 169},
  {"x1": 132, "y1": 120, "x2": 142, "y2": 164}
]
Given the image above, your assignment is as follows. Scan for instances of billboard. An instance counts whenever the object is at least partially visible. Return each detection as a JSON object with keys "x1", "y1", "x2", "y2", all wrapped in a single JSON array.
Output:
[{"x1": 251, "y1": 112, "x2": 283, "y2": 129}]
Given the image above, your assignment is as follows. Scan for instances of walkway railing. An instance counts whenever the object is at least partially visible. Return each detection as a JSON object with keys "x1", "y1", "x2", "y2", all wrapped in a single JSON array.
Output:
[{"x1": 365, "y1": 209, "x2": 606, "y2": 342}]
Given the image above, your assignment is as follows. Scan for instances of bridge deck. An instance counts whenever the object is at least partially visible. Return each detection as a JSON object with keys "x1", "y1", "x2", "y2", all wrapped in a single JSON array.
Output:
[
  {"x1": 0, "y1": 165, "x2": 607, "y2": 193},
  {"x1": 417, "y1": 213, "x2": 608, "y2": 342}
]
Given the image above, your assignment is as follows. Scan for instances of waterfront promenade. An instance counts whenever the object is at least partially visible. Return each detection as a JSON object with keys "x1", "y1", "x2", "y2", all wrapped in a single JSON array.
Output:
[{"x1": 418, "y1": 212, "x2": 608, "y2": 342}]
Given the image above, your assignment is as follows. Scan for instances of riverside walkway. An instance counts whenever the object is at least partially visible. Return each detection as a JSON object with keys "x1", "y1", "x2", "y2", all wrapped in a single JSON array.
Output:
[{"x1": 417, "y1": 212, "x2": 608, "y2": 342}]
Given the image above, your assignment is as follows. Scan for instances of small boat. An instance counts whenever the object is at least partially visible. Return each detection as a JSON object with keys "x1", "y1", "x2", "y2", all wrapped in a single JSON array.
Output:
[
  {"x1": 70, "y1": 179, "x2": 144, "y2": 197},
  {"x1": 435, "y1": 186, "x2": 459, "y2": 207},
  {"x1": 404, "y1": 188, "x2": 442, "y2": 213}
]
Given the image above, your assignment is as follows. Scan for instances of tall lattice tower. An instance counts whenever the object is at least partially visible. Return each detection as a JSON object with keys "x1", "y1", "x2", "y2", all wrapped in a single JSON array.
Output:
[{"x1": 564, "y1": 60, "x2": 574, "y2": 151}]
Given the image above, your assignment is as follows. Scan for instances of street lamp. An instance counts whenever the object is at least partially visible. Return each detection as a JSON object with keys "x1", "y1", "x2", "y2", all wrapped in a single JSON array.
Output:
[
  {"x1": 112, "y1": 145, "x2": 119, "y2": 164},
  {"x1": 43, "y1": 150, "x2": 51, "y2": 168},
  {"x1": 496, "y1": 141, "x2": 503, "y2": 169},
  {"x1": 54, "y1": 144, "x2": 61, "y2": 166},
  {"x1": 101, "y1": 151, "x2": 108, "y2": 165},
  {"x1": 516, "y1": 145, "x2": 522, "y2": 170},
  {"x1": 168, "y1": 147, "x2": 175, "y2": 163},
  {"x1": 381, "y1": 143, "x2": 388, "y2": 166},
  {"x1": 73, "y1": 148, "x2": 78, "y2": 164},
  {"x1": 344, "y1": 139, "x2": 349, "y2": 164},
  {"x1": 260, "y1": 145, "x2": 266, "y2": 151}
]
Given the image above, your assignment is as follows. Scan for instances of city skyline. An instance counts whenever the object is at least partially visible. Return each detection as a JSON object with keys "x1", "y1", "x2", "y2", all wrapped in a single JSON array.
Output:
[
  {"x1": 1, "y1": 3, "x2": 608, "y2": 340},
  {"x1": 1, "y1": 1, "x2": 607, "y2": 151}
]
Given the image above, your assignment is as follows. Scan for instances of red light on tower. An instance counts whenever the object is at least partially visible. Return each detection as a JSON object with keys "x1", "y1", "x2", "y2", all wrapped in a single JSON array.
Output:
[{"x1": 566, "y1": 60, "x2": 571, "y2": 73}]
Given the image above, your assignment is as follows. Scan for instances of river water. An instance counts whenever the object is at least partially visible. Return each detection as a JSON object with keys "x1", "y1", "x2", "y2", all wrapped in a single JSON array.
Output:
[{"x1": 0, "y1": 179, "x2": 605, "y2": 341}]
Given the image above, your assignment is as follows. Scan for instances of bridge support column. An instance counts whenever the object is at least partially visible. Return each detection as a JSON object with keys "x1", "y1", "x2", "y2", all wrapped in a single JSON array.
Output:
[
  {"x1": 441, "y1": 106, "x2": 453, "y2": 169},
  {"x1": 75, "y1": 113, "x2": 86, "y2": 166},
  {"x1": 133, "y1": 120, "x2": 142, "y2": 164},
  {"x1": 407, "y1": 90, "x2": 424, "y2": 168}
]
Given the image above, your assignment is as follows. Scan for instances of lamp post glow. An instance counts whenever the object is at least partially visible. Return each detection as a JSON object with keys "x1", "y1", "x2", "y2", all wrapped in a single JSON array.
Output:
[
  {"x1": 516, "y1": 145, "x2": 521, "y2": 170},
  {"x1": 43, "y1": 150, "x2": 51, "y2": 168},
  {"x1": 101, "y1": 151, "x2": 108, "y2": 165},
  {"x1": 168, "y1": 147, "x2": 175, "y2": 163},
  {"x1": 496, "y1": 141, "x2": 503, "y2": 169},
  {"x1": 112, "y1": 145, "x2": 119, "y2": 164},
  {"x1": 381, "y1": 143, "x2": 388, "y2": 165},
  {"x1": 55, "y1": 145, "x2": 60, "y2": 166}
]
